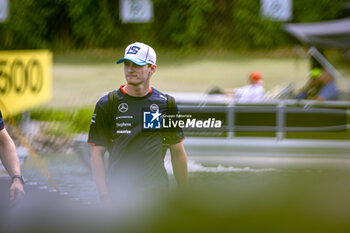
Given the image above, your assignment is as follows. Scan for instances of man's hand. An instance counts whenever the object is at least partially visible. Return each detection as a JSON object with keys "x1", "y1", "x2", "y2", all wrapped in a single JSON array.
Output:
[
  {"x1": 313, "y1": 96, "x2": 325, "y2": 101},
  {"x1": 0, "y1": 128, "x2": 25, "y2": 205},
  {"x1": 10, "y1": 179, "x2": 25, "y2": 205}
]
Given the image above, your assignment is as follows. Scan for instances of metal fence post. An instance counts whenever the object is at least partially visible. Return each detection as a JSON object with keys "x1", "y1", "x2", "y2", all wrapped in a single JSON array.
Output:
[
  {"x1": 277, "y1": 101, "x2": 285, "y2": 140},
  {"x1": 227, "y1": 102, "x2": 235, "y2": 138}
]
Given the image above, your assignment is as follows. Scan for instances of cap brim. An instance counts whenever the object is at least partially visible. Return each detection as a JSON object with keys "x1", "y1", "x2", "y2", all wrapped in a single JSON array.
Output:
[{"x1": 116, "y1": 58, "x2": 147, "y2": 66}]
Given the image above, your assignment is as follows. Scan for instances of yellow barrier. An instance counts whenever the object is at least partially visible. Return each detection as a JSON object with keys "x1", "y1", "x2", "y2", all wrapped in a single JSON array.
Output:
[{"x1": 0, "y1": 50, "x2": 52, "y2": 117}]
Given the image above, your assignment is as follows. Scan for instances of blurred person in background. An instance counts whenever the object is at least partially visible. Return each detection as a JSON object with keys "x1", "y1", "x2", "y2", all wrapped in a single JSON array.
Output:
[
  {"x1": 0, "y1": 111, "x2": 25, "y2": 205},
  {"x1": 88, "y1": 42, "x2": 188, "y2": 205},
  {"x1": 231, "y1": 71, "x2": 265, "y2": 102},
  {"x1": 295, "y1": 68, "x2": 339, "y2": 101},
  {"x1": 208, "y1": 71, "x2": 265, "y2": 102}
]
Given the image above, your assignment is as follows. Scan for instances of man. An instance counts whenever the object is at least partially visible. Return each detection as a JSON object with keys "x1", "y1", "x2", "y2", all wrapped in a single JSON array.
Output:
[
  {"x1": 208, "y1": 71, "x2": 265, "y2": 102},
  {"x1": 296, "y1": 68, "x2": 339, "y2": 101},
  {"x1": 0, "y1": 111, "x2": 25, "y2": 204},
  {"x1": 88, "y1": 42, "x2": 188, "y2": 202},
  {"x1": 232, "y1": 71, "x2": 265, "y2": 102}
]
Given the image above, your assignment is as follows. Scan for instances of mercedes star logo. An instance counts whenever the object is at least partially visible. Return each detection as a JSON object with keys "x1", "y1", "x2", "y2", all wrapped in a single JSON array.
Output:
[{"x1": 118, "y1": 103, "x2": 128, "y2": 113}]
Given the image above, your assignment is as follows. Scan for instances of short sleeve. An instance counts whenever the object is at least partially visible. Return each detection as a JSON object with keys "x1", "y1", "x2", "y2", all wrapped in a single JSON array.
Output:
[
  {"x1": 87, "y1": 97, "x2": 112, "y2": 147},
  {"x1": 0, "y1": 111, "x2": 4, "y2": 131}
]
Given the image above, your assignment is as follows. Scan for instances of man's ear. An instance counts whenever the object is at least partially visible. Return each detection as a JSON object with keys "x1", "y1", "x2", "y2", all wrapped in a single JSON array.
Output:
[{"x1": 150, "y1": 64, "x2": 157, "y2": 74}]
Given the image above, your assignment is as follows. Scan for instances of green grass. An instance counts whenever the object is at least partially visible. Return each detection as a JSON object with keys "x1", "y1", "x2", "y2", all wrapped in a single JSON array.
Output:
[{"x1": 30, "y1": 107, "x2": 93, "y2": 134}]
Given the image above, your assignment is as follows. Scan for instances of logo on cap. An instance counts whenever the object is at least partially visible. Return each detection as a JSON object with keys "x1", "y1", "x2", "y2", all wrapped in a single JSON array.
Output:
[
  {"x1": 117, "y1": 42, "x2": 157, "y2": 66},
  {"x1": 127, "y1": 46, "x2": 141, "y2": 55}
]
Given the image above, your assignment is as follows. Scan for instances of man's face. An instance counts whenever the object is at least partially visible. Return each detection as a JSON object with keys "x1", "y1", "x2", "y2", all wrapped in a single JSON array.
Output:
[
  {"x1": 310, "y1": 77, "x2": 322, "y2": 86},
  {"x1": 123, "y1": 60, "x2": 156, "y2": 86},
  {"x1": 318, "y1": 70, "x2": 332, "y2": 84}
]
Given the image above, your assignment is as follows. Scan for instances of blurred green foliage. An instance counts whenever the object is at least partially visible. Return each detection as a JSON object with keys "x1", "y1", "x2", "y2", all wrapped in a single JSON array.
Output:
[
  {"x1": 30, "y1": 107, "x2": 94, "y2": 134},
  {"x1": 0, "y1": 0, "x2": 348, "y2": 51}
]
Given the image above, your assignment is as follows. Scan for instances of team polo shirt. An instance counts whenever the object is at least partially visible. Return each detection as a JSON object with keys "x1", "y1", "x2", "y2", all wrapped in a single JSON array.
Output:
[
  {"x1": 88, "y1": 86, "x2": 184, "y2": 190},
  {"x1": 0, "y1": 111, "x2": 4, "y2": 131}
]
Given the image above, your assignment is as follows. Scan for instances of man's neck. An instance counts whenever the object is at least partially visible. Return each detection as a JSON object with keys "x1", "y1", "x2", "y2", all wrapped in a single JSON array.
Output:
[{"x1": 123, "y1": 84, "x2": 151, "y2": 97}]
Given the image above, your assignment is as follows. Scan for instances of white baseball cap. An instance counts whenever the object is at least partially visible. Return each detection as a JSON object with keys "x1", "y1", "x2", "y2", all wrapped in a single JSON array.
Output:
[{"x1": 116, "y1": 42, "x2": 156, "y2": 66}]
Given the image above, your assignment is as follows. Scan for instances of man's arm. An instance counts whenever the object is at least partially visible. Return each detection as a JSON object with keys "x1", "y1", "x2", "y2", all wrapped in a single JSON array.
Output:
[
  {"x1": 0, "y1": 129, "x2": 25, "y2": 203},
  {"x1": 170, "y1": 142, "x2": 188, "y2": 189},
  {"x1": 90, "y1": 145, "x2": 109, "y2": 200}
]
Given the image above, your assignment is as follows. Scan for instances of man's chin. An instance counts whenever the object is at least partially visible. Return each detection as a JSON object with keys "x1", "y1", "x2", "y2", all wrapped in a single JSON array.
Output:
[
  {"x1": 126, "y1": 82, "x2": 141, "y2": 86},
  {"x1": 125, "y1": 78, "x2": 139, "y2": 85}
]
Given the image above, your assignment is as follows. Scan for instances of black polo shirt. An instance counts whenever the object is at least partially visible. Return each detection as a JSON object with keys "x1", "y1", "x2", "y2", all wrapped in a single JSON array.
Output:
[{"x1": 88, "y1": 86, "x2": 184, "y2": 191}]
